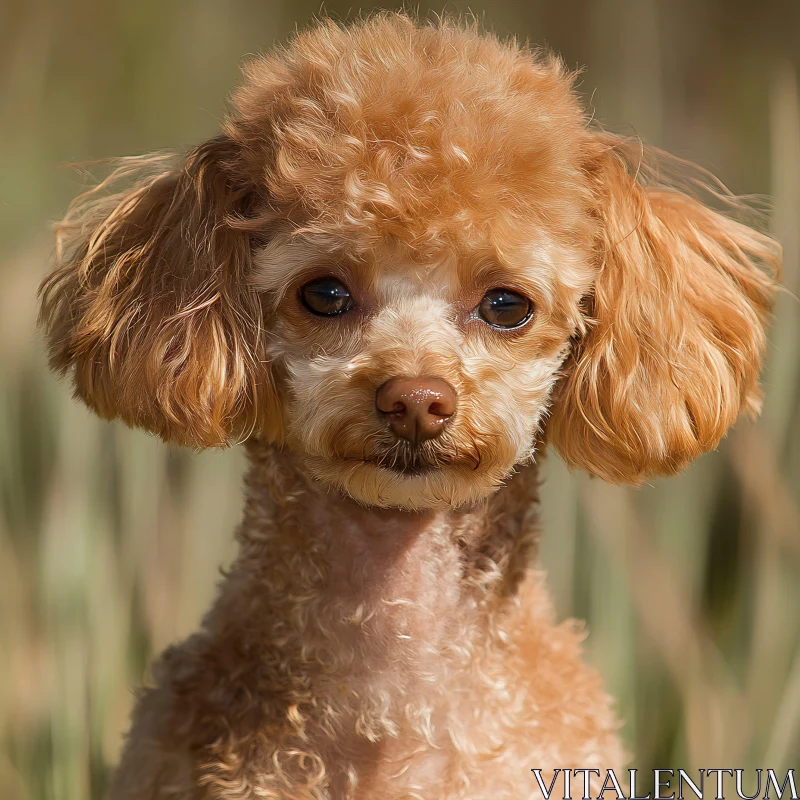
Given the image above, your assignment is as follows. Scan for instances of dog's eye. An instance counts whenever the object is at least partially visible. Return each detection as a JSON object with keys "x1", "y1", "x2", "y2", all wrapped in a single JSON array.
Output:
[
  {"x1": 300, "y1": 277, "x2": 354, "y2": 316},
  {"x1": 477, "y1": 289, "x2": 533, "y2": 329}
]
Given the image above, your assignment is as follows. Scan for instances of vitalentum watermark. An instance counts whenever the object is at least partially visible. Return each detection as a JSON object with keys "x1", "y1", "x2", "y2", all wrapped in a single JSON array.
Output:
[{"x1": 529, "y1": 769, "x2": 798, "y2": 800}]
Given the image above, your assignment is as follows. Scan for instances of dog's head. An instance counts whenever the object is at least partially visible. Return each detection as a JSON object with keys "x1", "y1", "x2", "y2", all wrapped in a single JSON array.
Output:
[{"x1": 40, "y1": 14, "x2": 780, "y2": 510}]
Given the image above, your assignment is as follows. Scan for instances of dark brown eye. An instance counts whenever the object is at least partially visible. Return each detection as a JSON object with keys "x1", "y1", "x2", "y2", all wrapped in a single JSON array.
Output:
[
  {"x1": 300, "y1": 277, "x2": 353, "y2": 316},
  {"x1": 477, "y1": 289, "x2": 532, "y2": 329}
]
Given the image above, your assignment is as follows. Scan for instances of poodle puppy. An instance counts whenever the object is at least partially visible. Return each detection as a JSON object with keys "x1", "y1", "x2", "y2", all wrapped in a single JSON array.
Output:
[{"x1": 39, "y1": 13, "x2": 780, "y2": 800}]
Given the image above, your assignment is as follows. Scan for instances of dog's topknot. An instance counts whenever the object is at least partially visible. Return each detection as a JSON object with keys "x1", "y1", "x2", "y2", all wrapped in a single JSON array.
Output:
[{"x1": 227, "y1": 13, "x2": 588, "y2": 254}]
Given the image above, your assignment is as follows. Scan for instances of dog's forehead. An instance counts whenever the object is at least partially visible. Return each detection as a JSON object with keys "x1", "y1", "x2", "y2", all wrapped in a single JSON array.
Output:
[{"x1": 251, "y1": 229, "x2": 558, "y2": 300}]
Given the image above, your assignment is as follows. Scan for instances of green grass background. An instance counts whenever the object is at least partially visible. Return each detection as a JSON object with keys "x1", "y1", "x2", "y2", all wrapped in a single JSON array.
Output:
[{"x1": 1, "y1": 1, "x2": 799, "y2": 797}]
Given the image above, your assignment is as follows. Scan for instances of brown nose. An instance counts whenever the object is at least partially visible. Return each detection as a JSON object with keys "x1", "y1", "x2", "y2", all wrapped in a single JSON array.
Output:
[{"x1": 376, "y1": 377, "x2": 457, "y2": 444}]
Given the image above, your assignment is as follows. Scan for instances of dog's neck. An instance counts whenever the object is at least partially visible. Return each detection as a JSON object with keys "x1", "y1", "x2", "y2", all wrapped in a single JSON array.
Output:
[
  {"x1": 208, "y1": 440, "x2": 541, "y2": 686},
  {"x1": 237, "y1": 440, "x2": 538, "y2": 602}
]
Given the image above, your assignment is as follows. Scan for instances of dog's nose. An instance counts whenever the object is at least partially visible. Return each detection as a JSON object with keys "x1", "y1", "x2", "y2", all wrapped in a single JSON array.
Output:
[{"x1": 376, "y1": 377, "x2": 457, "y2": 443}]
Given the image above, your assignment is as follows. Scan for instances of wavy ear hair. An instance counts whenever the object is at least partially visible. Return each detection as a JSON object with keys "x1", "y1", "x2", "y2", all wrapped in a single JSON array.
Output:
[
  {"x1": 549, "y1": 134, "x2": 781, "y2": 484},
  {"x1": 38, "y1": 136, "x2": 279, "y2": 447}
]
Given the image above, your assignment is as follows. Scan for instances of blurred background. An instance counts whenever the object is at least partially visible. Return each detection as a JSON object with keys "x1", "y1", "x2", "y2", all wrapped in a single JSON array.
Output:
[{"x1": 1, "y1": 0, "x2": 799, "y2": 797}]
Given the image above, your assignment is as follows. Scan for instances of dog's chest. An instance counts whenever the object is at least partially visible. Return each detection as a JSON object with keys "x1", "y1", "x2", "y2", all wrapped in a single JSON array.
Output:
[{"x1": 342, "y1": 685, "x2": 543, "y2": 800}]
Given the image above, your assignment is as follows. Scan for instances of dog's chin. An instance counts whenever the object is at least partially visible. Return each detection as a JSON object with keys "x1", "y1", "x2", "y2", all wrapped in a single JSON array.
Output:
[{"x1": 302, "y1": 455, "x2": 507, "y2": 511}]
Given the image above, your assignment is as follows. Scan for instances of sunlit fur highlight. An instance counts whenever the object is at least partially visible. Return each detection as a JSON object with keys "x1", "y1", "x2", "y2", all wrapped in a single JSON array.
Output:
[
  {"x1": 548, "y1": 134, "x2": 780, "y2": 483},
  {"x1": 37, "y1": 12, "x2": 779, "y2": 800},
  {"x1": 39, "y1": 138, "x2": 281, "y2": 447}
]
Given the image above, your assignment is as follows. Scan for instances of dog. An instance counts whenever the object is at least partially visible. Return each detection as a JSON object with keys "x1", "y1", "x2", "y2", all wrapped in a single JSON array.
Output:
[{"x1": 38, "y1": 13, "x2": 780, "y2": 800}]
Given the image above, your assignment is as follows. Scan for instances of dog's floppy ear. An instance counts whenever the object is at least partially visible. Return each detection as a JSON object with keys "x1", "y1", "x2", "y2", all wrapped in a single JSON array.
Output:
[
  {"x1": 39, "y1": 135, "x2": 279, "y2": 447},
  {"x1": 548, "y1": 133, "x2": 781, "y2": 484}
]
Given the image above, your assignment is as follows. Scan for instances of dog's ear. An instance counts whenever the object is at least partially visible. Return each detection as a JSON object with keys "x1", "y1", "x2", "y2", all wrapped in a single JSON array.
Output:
[
  {"x1": 548, "y1": 133, "x2": 781, "y2": 484},
  {"x1": 39, "y1": 135, "x2": 280, "y2": 447}
]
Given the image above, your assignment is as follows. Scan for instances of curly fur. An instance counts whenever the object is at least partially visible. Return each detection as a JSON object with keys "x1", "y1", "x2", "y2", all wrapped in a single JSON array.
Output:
[{"x1": 38, "y1": 12, "x2": 780, "y2": 799}]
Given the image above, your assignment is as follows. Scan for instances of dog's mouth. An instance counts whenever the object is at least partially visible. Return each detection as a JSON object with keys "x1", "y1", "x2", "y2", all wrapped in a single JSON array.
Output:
[{"x1": 364, "y1": 439, "x2": 480, "y2": 476}]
